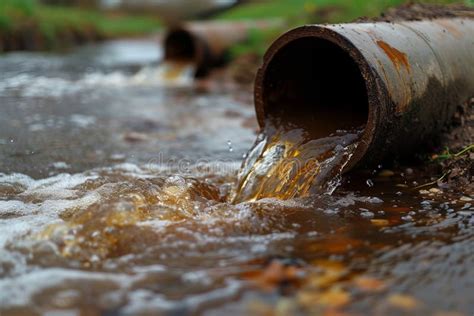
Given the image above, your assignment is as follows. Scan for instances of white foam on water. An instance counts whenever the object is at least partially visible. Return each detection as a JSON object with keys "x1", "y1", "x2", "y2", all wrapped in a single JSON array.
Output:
[
  {"x1": 0, "y1": 63, "x2": 196, "y2": 98},
  {"x1": 0, "y1": 172, "x2": 100, "y2": 248},
  {"x1": 0, "y1": 268, "x2": 131, "y2": 308},
  {"x1": 123, "y1": 279, "x2": 242, "y2": 315},
  {"x1": 0, "y1": 163, "x2": 304, "y2": 314}
]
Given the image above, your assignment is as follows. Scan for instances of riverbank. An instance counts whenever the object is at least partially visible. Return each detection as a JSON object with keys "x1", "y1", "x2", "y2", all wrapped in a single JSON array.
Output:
[
  {"x1": 218, "y1": 0, "x2": 471, "y2": 59},
  {"x1": 0, "y1": 0, "x2": 161, "y2": 52}
]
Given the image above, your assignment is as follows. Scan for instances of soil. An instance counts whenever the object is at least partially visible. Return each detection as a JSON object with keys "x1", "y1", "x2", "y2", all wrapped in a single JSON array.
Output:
[
  {"x1": 431, "y1": 97, "x2": 474, "y2": 194},
  {"x1": 0, "y1": 25, "x2": 104, "y2": 52},
  {"x1": 357, "y1": 3, "x2": 474, "y2": 23}
]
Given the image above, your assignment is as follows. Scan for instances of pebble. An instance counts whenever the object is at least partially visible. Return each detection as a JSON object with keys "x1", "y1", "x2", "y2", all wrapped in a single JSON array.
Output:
[
  {"x1": 461, "y1": 203, "x2": 472, "y2": 210},
  {"x1": 429, "y1": 188, "x2": 442, "y2": 194},
  {"x1": 360, "y1": 210, "x2": 375, "y2": 219},
  {"x1": 460, "y1": 196, "x2": 473, "y2": 202},
  {"x1": 368, "y1": 197, "x2": 384, "y2": 204}
]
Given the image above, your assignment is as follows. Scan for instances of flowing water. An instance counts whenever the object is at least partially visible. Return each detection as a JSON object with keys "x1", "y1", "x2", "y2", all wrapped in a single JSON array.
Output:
[
  {"x1": 232, "y1": 123, "x2": 361, "y2": 203},
  {"x1": 1, "y1": 39, "x2": 473, "y2": 316}
]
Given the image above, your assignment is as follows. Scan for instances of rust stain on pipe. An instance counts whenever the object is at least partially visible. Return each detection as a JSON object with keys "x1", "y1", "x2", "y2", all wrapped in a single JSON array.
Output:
[
  {"x1": 376, "y1": 40, "x2": 411, "y2": 73},
  {"x1": 254, "y1": 18, "x2": 474, "y2": 171}
]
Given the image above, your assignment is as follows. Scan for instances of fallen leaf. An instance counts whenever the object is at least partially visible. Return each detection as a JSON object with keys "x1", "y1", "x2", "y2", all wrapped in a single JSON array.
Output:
[
  {"x1": 317, "y1": 288, "x2": 351, "y2": 307},
  {"x1": 378, "y1": 170, "x2": 395, "y2": 177},
  {"x1": 370, "y1": 219, "x2": 390, "y2": 227},
  {"x1": 353, "y1": 276, "x2": 386, "y2": 292},
  {"x1": 298, "y1": 287, "x2": 350, "y2": 309},
  {"x1": 387, "y1": 293, "x2": 420, "y2": 310}
]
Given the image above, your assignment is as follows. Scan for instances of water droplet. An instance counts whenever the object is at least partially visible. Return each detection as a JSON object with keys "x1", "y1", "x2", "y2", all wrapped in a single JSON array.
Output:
[
  {"x1": 9, "y1": 139, "x2": 14, "y2": 143},
  {"x1": 366, "y1": 179, "x2": 374, "y2": 187},
  {"x1": 227, "y1": 140, "x2": 233, "y2": 152}
]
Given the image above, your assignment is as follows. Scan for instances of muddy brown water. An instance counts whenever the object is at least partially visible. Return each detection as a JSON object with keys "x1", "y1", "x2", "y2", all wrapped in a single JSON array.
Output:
[{"x1": 0, "y1": 39, "x2": 473, "y2": 316}]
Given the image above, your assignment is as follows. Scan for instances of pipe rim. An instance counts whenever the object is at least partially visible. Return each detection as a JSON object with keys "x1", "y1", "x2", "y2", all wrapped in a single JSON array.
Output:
[
  {"x1": 163, "y1": 26, "x2": 205, "y2": 67},
  {"x1": 254, "y1": 24, "x2": 382, "y2": 172}
]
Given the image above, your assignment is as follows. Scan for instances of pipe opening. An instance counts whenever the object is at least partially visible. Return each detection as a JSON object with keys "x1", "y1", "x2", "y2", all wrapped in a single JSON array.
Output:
[
  {"x1": 164, "y1": 29, "x2": 197, "y2": 62},
  {"x1": 262, "y1": 37, "x2": 369, "y2": 138}
]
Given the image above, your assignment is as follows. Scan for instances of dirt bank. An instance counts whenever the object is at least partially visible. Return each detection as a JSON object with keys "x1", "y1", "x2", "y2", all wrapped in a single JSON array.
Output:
[
  {"x1": 0, "y1": 24, "x2": 103, "y2": 52},
  {"x1": 0, "y1": 2, "x2": 160, "y2": 53},
  {"x1": 429, "y1": 98, "x2": 474, "y2": 194},
  {"x1": 360, "y1": 2, "x2": 474, "y2": 22}
]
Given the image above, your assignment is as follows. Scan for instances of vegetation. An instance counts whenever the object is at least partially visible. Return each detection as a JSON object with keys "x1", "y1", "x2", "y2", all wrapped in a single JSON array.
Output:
[
  {"x1": 219, "y1": 0, "x2": 469, "y2": 21},
  {"x1": 432, "y1": 144, "x2": 474, "y2": 161},
  {"x1": 0, "y1": 0, "x2": 160, "y2": 51},
  {"x1": 217, "y1": 0, "x2": 472, "y2": 58}
]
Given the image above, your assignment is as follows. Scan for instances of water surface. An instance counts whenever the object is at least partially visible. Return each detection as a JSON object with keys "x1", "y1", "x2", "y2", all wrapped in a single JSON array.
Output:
[{"x1": 0, "y1": 39, "x2": 473, "y2": 316}]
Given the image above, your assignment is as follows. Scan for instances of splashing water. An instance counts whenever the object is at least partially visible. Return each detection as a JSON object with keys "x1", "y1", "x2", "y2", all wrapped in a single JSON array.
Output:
[
  {"x1": 2, "y1": 41, "x2": 474, "y2": 316},
  {"x1": 133, "y1": 61, "x2": 195, "y2": 86},
  {"x1": 231, "y1": 121, "x2": 361, "y2": 203},
  {"x1": 0, "y1": 62, "x2": 195, "y2": 98}
]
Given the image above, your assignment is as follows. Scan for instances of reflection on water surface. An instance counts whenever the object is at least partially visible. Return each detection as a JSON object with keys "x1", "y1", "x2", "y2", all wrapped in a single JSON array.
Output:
[{"x1": 0, "y1": 39, "x2": 473, "y2": 316}]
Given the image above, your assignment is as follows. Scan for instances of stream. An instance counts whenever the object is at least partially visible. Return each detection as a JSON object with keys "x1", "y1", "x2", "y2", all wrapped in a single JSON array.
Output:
[{"x1": 0, "y1": 38, "x2": 473, "y2": 316}]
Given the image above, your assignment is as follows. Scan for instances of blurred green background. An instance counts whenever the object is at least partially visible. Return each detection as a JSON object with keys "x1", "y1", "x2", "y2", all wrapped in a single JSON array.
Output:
[{"x1": 0, "y1": 0, "x2": 472, "y2": 52}]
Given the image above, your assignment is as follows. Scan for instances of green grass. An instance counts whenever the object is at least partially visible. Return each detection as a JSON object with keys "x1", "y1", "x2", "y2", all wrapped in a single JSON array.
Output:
[
  {"x1": 218, "y1": 0, "x2": 471, "y2": 58},
  {"x1": 218, "y1": 0, "x2": 469, "y2": 22},
  {"x1": 0, "y1": 0, "x2": 161, "y2": 51},
  {"x1": 0, "y1": 0, "x2": 37, "y2": 30},
  {"x1": 36, "y1": 6, "x2": 161, "y2": 37},
  {"x1": 432, "y1": 144, "x2": 474, "y2": 161}
]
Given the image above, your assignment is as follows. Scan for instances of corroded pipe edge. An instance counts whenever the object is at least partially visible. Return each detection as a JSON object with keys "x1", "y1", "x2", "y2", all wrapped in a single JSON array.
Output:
[
  {"x1": 254, "y1": 25, "x2": 387, "y2": 172},
  {"x1": 163, "y1": 26, "x2": 210, "y2": 76},
  {"x1": 165, "y1": 20, "x2": 283, "y2": 77}
]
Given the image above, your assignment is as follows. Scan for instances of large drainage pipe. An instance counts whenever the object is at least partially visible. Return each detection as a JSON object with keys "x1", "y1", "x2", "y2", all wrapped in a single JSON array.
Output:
[
  {"x1": 164, "y1": 21, "x2": 279, "y2": 77},
  {"x1": 254, "y1": 17, "x2": 474, "y2": 171}
]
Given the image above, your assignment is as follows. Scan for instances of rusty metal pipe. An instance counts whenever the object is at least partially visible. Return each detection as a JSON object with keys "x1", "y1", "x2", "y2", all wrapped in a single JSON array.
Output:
[
  {"x1": 254, "y1": 18, "x2": 474, "y2": 170},
  {"x1": 164, "y1": 21, "x2": 278, "y2": 77}
]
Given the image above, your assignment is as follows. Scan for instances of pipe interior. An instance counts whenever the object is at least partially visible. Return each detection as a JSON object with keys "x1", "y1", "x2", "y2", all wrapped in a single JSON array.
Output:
[
  {"x1": 164, "y1": 30, "x2": 196, "y2": 62},
  {"x1": 263, "y1": 37, "x2": 369, "y2": 138}
]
